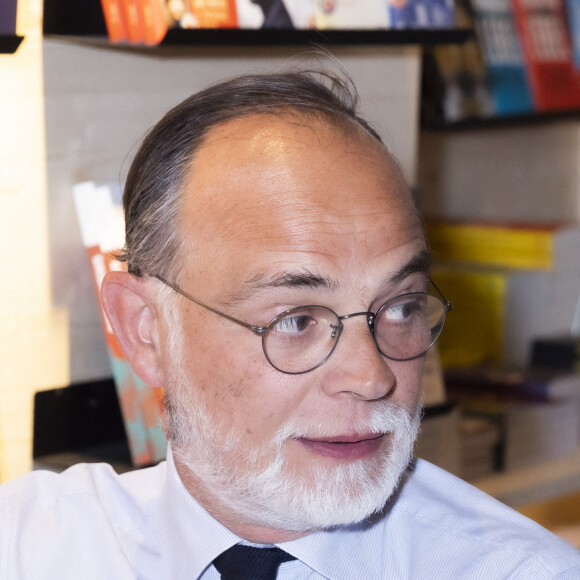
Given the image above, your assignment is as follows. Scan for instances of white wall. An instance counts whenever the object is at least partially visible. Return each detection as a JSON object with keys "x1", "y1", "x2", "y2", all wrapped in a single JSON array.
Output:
[{"x1": 418, "y1": 122, "x2": 580, "y2": 222}]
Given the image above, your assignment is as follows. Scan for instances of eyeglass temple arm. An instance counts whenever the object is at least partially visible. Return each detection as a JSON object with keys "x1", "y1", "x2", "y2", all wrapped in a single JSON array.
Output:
[
  {"x1": 154, "y1": 275, "x2": 268, "y2": 336},
  {"x1": 429, "y1": 278, "x2": 453, "y2": 312}
]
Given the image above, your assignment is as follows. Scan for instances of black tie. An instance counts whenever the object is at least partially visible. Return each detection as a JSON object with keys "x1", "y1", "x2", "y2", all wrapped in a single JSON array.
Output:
[{"x1": 213, "y1": 545, "x2": 296, "y2": 580}]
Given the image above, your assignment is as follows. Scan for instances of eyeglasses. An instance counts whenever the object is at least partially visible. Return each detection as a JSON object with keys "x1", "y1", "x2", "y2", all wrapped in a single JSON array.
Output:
[{"x1": 154, "y1": 275, "x2": 452, "y2": 375}]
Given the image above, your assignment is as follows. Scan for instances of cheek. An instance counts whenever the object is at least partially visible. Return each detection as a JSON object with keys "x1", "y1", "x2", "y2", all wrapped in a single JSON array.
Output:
[
  {"x1": 180, "y1": 324, "x2": 301, "y2": 436},
  {"x1": 392, "y1": 359, "x2": 425, "y2": 410}
]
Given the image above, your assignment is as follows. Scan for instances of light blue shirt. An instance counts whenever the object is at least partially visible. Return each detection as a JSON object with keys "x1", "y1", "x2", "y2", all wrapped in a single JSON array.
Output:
[{"x1": 1, "y1": 446, "x2": 578, "y2": 579}]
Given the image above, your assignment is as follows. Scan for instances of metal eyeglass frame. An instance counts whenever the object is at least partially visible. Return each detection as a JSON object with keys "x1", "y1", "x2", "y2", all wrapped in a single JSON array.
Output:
[{"x1": 154, "y1": 274, "x2": 452, "y2": 375}]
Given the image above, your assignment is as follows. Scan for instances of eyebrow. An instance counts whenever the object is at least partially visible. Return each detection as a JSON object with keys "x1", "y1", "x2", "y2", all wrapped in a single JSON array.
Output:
[
  {"x1": 223, "y1": 249, "x2": 432, "y2": 307},
  {"x1": 388, "y1": 248, "x2": 432, "y2": 284},
  {"x1": 249, "y1": 268, "x2": 337, "y2": 295},
  {"x1": 219, "y1": 268, "x2": 336, "y2": 306}
]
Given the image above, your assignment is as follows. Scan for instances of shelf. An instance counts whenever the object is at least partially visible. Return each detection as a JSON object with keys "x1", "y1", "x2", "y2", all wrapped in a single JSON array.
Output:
[
  {"x1": 43, "y1": 0, "x2": 471, "y2": 47},
  {"x1": 474, "y1": 448, "x2": 580, "y2": 508},
  {"x1": 422, "y1": 109, "x2": 580, "y2": 132},
  {"x1": 155, "y1": 27, "x2": 472, "y2": 47},
  {"x1": 0, "y1": 34, "x2": 23, "y2": 54}
]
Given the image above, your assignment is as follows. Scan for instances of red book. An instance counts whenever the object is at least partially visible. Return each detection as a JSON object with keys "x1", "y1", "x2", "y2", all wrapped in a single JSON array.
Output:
[
  {"x1": 100, "y1": 0, "x2": 128, "y2": 42},
  {"x1": 511, "y1": 0, "x2": 580, "y2": 111},
  {"x1": 120, "y1": 0, "x2": 144, "y2": 43},
  {"x1": 139, "y1": 0, "x2": 168, "y2": 45}
]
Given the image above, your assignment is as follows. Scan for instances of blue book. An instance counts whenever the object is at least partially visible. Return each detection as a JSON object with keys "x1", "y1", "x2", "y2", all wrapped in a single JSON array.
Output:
[
  {"x1": 566, "y1": 0, "x2": 580, "y2": 69},
  {"x1": 473, "y1": 0, "x2": 534, "y2": 115},
  {"x1": 389, "y1": 0, "x2": 456, "y2": 28}
]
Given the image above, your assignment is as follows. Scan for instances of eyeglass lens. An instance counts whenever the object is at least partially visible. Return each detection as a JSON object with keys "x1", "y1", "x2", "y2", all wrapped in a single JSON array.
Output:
[{"x1": 263, "y1": 293, "x2": 446, "y2": 374}]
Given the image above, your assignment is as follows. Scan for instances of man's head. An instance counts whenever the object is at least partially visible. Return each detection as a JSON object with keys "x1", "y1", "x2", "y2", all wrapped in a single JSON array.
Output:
[{"x1": 102, "y1": 71, "x2": 436, "y2": 543}]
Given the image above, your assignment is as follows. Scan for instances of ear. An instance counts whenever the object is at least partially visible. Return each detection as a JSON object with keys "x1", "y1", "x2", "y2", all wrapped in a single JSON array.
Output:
[{"x1": 100, "y1": 271, "x2": 166, "y2": 388}]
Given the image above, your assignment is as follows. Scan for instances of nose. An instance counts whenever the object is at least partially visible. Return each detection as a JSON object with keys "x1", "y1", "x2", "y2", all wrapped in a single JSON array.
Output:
[{"x1": 321, "y1": 314, "x2": 396, "y2": 401}]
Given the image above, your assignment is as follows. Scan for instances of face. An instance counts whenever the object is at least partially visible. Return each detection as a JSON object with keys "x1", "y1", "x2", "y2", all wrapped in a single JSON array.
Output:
[{"x1": 160, "y1": 114, "x2": 427, "y2": 542}]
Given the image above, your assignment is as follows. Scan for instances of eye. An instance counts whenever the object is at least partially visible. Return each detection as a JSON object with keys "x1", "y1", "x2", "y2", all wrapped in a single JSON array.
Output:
[
  {"x1": 381, "y1": 296, "x2": 422, "y2": 322},
  {"x1": 273, "y1": 313, "x2": 313, "y2": 335}
]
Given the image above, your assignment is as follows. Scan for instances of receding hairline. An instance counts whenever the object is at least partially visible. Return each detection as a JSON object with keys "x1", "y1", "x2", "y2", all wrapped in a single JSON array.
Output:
[
  {"x1": 173, "y1": 109, "x2": 420, "y2": 281},
  {"x1": 177, "y1": 107, "x2": 406, "y2": 214}
]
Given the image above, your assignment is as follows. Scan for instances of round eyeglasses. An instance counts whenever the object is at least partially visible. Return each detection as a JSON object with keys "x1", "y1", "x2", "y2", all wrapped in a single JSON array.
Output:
[{"x1": 155, "y1": 275, "x2": 451, "y2": 375}]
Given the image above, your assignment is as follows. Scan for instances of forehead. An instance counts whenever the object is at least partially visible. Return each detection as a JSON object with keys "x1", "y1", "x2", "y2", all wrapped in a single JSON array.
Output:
[{"x1": 178, "y1": 114, "x2": 424, "y2": 292}]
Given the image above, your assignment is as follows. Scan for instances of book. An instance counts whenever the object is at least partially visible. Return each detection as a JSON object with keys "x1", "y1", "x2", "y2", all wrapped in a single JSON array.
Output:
[
  {"x1": 426, "y1": 220, "x2": 580, "y2": 270},
  {"x1": 187, "y1": 0, "x2": 238, "y2": 28},
  {"x1": 121, "y1": 0, "x2": 144, "y2": 42},
  {"x1": 73, "y1": 182, "x2": 166, "y2": 467},
  {"x1": 421, "y1": 345, "x2": 447, "y2": 406},
  {"x1": 445, "y1": 366, "x2": 580, "y2": 403},
  {"x1": 471, "y1": 0, "x2": 534, "y2": 115},
  {"x1": 432, "y1": 261, "x2": 580, "y2": 369},
  {"x1": 432, "y1": 266, "x2": 506, "y2": 367},
  {"x1": 388, "y1": 0, "x2": 456, "y2": 29},
  {"x1": 530, "y1": 335, "x2": 580, "y2": 372},
  {"x1": 511, "y1": 0, "x2": 580, "y2": 111},
  {"x1": 565, "y1": 0, "x2": 580, "y2": 69},
  {"x1": 312, "y1": 0, "x2": 390, "y2": 29},
  {"x1": 100, "y1": 0, "x2": 128, "y2": 42},
  {"x1": 447, "y1": 372, "x2": 580, "y2": 470},
  {"x1": 427, "y1": 220, "x2": 580, "y2": 368},
  {"x1": 421, "y1": 1, "x2": 494, "y2": 125},
  {"x1": 459, "y1": 416, "x2": 501, "y2": 480},
  {"x1": 0, "y1": 0, "x2": 18, "y2": 35},
  {"x1": 415, "y1": 403, "x2": 462, "y2": 476},
  {"x1": 236, "y1": 0, "x2": 294, "y2": 28},
  {"x1": 139, "y1": 0, "x2": 167, "y2": 44}
]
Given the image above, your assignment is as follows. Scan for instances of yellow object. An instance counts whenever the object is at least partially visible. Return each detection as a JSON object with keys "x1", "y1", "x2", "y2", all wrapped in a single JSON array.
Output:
[
  {"x1": 426, "y1": 221, "x2": 566, "y2": 270},
  {"x1": 433, "y1": 267, "x2": 507, "y2": 368}
]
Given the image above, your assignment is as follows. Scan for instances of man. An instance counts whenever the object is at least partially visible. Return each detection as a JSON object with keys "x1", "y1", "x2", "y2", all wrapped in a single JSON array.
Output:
[{"x1": 1, "y1": 71, "x2": 578, "y2": 579}]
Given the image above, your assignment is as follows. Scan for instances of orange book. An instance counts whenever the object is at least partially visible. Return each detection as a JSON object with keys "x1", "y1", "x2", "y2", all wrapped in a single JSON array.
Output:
[
  {"x1": 100, "y1": 0, "x2": 128, "y2": 42},
  {"x1": 73, "y1": 182, "x2": 166, "y2": 467},
  {"x1": 140, "y1": 0, "x2": 168, "y2": 45},
  {"x1": 188, "y1": 0, "x2": 238, "y2": 28},
  {"x1": 121, "y1": 0, "x2": 144, "y2": 43}
]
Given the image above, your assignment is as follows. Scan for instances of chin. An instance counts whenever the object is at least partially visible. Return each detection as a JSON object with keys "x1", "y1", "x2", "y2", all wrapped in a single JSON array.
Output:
[{"x1": 180, "y1": 405, "x2": 420, "y2": 533}]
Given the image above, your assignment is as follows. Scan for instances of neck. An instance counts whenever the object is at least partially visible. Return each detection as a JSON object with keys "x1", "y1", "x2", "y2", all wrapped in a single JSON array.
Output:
[{"x1": 174, "y1": 457, "x2": 312, "y2": 544}]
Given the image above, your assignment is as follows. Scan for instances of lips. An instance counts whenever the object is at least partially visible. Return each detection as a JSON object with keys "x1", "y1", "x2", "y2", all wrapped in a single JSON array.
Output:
[{"x1": 297, "y1": 433, "x2": 386, "y2": 460}]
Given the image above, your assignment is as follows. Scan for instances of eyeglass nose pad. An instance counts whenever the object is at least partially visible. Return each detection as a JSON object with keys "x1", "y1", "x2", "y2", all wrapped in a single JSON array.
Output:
[{"x1": 330, "y1": 322, "x2": 342, "y2": 341}]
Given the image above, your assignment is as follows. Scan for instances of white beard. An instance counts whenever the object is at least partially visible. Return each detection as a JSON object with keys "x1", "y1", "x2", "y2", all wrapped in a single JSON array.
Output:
[{"x1": 163, "y1": 307, "x2": 420, "y2": 533}]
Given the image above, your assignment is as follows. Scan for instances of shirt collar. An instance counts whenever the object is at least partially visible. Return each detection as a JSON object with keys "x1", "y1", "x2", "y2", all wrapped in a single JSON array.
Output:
[
  {"x1": 159, "y1": 446, "x2": 241, "y2": 580},
  {"x1": 278, "y1": 504, "x2": 398, "y2": 580}
]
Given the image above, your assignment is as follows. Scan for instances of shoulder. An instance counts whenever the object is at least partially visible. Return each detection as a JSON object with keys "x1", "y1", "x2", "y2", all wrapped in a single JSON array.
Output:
[
  {"x1": 0, "y1": 460, "x2": 166, "y2": 519},
  {"x1": 0, "y1": 462, "x2": 166, "y2": 577},
  {"x1": 385, "y1": 459, "x2": 580, "y2": 578}
]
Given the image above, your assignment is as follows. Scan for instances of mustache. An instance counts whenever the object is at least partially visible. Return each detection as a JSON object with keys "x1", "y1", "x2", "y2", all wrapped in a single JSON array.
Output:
[{"x1": 273, "y1": 400, "x2": 417, "y2": 445}]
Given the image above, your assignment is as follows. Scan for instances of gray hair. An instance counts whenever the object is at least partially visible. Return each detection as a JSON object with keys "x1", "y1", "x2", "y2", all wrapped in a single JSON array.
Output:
[{"x1": 119, "y1": 70, "x2": 384, "y2": 279}]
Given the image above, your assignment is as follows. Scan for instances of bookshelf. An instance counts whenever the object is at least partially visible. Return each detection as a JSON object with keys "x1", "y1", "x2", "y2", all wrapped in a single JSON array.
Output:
[{"x1": 422, "y1": 109, "x2": 580, "y2": 132}]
